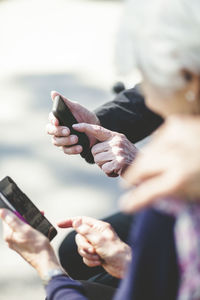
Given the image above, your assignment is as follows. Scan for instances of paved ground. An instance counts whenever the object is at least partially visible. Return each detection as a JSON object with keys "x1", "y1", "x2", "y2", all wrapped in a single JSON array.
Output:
[{"x1": 0, "y1": 0, "x2": 129, "y2": 299}]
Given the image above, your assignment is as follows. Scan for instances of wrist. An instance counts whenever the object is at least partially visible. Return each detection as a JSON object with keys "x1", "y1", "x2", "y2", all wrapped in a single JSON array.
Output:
[
  {"x1": 116, "y1": 241, "x2": 132, "y2": 277},
  {"x1": 34, "y1": 244, "x2": 62, "y2": 280},
  {"x1": 41, "y1": 268, "x2": 67, "y2": 286}
]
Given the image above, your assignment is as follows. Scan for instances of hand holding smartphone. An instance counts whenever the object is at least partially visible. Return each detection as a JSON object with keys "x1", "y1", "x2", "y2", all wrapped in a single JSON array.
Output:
[
  {"x1": 52, "y1": 95, "x2": 93, "y2": 162},
  {"x1": 0, "y1": 176, "x2": 57, "y2": 241}
]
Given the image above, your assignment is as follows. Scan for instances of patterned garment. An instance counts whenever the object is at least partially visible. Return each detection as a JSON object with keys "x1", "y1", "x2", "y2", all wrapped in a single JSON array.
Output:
[{"x1": 155, "y1": 198, "x2": 200, "y2": 300}]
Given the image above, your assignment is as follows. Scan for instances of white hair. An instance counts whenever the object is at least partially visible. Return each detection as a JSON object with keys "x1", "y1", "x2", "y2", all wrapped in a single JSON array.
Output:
[{"x1": 116, "y1": 0, "x2": 200, "y2": 92}]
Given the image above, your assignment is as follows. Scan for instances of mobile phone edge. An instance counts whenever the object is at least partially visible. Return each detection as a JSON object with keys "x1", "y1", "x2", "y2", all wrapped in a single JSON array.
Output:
[{"x1": 0, "y1": 176, "x2": 57, "y2": 241}]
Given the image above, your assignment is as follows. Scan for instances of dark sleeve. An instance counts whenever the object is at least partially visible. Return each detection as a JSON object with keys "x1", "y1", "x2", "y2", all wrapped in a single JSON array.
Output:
[
  {"x1": 115, "y1": 209, "x2": 179, "y2": 300},
  {"x1": 46, "y1": 275, "x2": 88, "y2": 300},
  {"x1": 95, "y1": 86, "x2": 163, "y2": 144}
]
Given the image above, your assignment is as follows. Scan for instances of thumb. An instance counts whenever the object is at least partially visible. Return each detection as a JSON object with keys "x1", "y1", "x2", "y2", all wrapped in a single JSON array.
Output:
[{"x1": 72, "y1": 123, "x2": 113, "y2": 142}]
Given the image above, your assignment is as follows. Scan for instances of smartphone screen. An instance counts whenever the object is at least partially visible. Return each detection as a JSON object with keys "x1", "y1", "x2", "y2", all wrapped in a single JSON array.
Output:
[{"x1": 0, "y1": 176, "x2": 57, "y2": 241}]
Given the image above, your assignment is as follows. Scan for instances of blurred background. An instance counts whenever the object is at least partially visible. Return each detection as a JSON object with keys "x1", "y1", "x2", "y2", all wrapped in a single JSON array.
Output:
[{"x1": 0, "y1": 0, "x2": 139, "y2": 298}]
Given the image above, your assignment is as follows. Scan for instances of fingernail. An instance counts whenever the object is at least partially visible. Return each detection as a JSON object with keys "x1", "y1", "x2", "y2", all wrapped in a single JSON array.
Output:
[
  {"x1": 62, "y1": 128, "x2": 69, "y2": 135},
  {"x1": 73, "y1": 123, "x2": 81, "y2": 129},
  {"x1": 76, "y1": 145, "x2": 82, "y2": 153},
  {"x1": 71, "y1": 136, "x2": 77, "y2": 143}
]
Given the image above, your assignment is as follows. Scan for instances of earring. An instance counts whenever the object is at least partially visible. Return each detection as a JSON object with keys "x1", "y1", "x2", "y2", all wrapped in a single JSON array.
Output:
[{"x1": 185, "y1": 90, "x2": 195, "y2": 102}]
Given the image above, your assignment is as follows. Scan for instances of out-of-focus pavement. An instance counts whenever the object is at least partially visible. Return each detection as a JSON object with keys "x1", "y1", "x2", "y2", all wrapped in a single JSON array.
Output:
[{"x1": 0, "y1": 0, "x2": 139, "y2": 299}]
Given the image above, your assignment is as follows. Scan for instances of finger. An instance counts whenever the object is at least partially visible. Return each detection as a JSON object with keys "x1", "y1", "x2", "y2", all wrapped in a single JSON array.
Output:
[
  {"x1": 119, "y1": 173, "x2": 179, "y2": 213},
  {"x1": 49, "y1": 112, "x2": 59, "y2": 126},
  {"x1": 52, "y1": 135, "x2": 78, "y2": 147},
  {"x1": 72, "y1": 217, "x2": 115, "y2": 247},
  {"x1": 62, "y1": 145, "x2": 83, "y2": 155},
  {"x1": 83, "y1": 257, "x2": 101, "y2": 267},
  {"x1": 59, "y1": 215, "x2": 108, "y2": 238},
  {"x1": 0, "y1": 209, "x2": 26, "y2": 231},
  {"x1": 72, "y1": 123, "x2": 113, "y2": 142},
  {"x1": 75, "y1": 233, "x2": 95, "y2": 254},
  {"x1": 93, "y1": 152, "x2": 111, "y2": 167},
  {"x1": 58, "y1": 216, "x2": 94, "y2": 229},
  {"x1": 91, "y1": 141, "x2": 110, "y2": 155},
  {"x1": 72, "y1": 216, "x2": 99, "y2": 229},
  {"x1": 101, "y1": 161, "x2": 119, "y2": 177},
  {"x1": 46, "y1": 123, "x2": 70, "y2": 137},
  {"x1": 57, "y1": 217, "x2": 90, "y2": 229},
  {"x1": 57, "y1": 218, "x2": 74, "y2": 228},
  {"x1": 78, "y1": 249, "x2": 101, "y2": 261}
]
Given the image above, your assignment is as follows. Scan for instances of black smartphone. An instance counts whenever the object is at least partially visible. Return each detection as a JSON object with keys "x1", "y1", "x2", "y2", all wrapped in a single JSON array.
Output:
[
  {"x1": 52, "y1": 95, "x2": 93, "y2": 162},
  {"x1": 0, "y1": 176, "x2": 57, "y2": 241}
]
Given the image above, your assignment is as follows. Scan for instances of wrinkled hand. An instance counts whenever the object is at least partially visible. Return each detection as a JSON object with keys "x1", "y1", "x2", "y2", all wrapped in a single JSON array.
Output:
[
  {"x1": 0, "y1": 209, "x2": 60, "y2": 278},
  {"x1": 120, "y1": 116, "x2": 200, "y2": 213},
  {"x1": 58, "y1": 216, "x2": 132, "y2": 278},
  {"x1": 46, "y1": 91, "x2": 100, "y2": 155},
  {"x1": 73, "y1": 123, "x2": 138, "y2": 177}
]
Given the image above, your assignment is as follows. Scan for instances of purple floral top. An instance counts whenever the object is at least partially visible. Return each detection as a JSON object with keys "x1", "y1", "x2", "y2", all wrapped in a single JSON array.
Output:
[{"x1": 155, "y1": 198, "x2": 200, "y2": 300}]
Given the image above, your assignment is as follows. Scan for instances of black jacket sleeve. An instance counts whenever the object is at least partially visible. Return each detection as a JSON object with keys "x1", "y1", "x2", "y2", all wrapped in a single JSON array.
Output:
[{"x1": 94, "y1": 86, "x2": 163, "y2": 144}]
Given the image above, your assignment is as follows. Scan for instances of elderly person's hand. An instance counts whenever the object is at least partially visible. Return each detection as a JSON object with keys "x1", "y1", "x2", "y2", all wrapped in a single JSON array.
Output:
[
  {"x1": 58, "y1": 216, "x2": 132, "y2": 278},
  {"x1": 0, "y1": 209, "x2": 61, "y2": 279},
  {"x1": 120, "y1": 116, "x2": 200, "y2": 213},
  {"x1": 72, "y1": 123, "x2": 138, "y2": 177},
  {"x1": 46, "y1": 91, "x2": 100, "y2": 155}
]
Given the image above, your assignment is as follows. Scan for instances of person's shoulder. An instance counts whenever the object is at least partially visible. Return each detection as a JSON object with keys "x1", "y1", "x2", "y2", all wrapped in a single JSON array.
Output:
[{"x1": 115, "y1": 84, "x2": 144, "y2": 104}]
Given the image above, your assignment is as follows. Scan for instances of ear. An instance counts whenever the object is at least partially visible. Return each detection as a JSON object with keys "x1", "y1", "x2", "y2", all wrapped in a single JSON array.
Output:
[
  {"x1": 182, "y1": 71, "x2": 200, "y2": 114},
  {"x1": 182, "y1": 70, "x2": 200, "y2": 100}
]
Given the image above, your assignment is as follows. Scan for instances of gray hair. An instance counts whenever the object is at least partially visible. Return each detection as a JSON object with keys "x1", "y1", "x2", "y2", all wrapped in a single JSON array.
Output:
[{"x1": 117, "y1": 0, "x2": 200, "y2": 92}]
